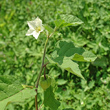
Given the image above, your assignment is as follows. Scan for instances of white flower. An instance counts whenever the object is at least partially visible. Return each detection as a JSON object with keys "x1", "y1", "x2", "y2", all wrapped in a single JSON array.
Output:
[
  {"x1": 26, "y1": 17, "x2": 44, "y2": 39},
  {"x1": 81, "y1": 101, "x2": 84, "y2": 105}
]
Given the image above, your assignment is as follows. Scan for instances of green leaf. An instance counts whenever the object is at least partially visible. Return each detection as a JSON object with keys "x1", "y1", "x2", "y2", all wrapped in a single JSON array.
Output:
[
  {"x1": 82, "y1": 51, "x2": 97, "y2": 62},
  {"x1": 44, "y1": 86, "x2": 60, "y2": 110},
  {"x1": 53, "y1": 57, "x2": 84, "y2": 79},
  {"x1": 72, "y1": 53, "x2": 85, "y2": 61},
  {"x1": 0, "y1": 75, "x2": 23, "y2": 101},
  {"x1": 63, "y1": 108, "x2": 74, "y2": 110},
  {"x1": 47, "y1": 40, "x2": 96, "y2": 79},
  {"x1": 57, "y1": 79, "x2": 67, "y2": 85},
  {"x1": 54, "y1": 19, "x2": 65, "y2": 28},
  {"x1": 47, "y1": 56, "x2": 84, "y2": 79},
  {"x1": 44, "y1": 24, "x2": 54, "y2": 33},
  {"x1": 52, "y1": 40, "x2": 96, "y2": 62},
  {"x1": 0, "y1": 88, "x2": 36, "y2": 110},
  {"x1": 72, "y1": 51, "x2": 97, "y2": 62},
  {"x1": 0, "y1": 75, "x2": 36, "y2": 110},
  {"x1": 60, "y1": 14, "x2": 83, "y2": 27},
  {"x1": 54, "y1": 15, "x2": 83, "y2": 28},
  {"x1": 92, "y1": 56, "x2": 108, "y2": 67}
]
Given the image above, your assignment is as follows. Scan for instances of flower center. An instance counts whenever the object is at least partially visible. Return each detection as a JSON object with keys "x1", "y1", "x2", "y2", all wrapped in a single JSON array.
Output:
[{"x1": 35, "y1": 26, "x2": 41, "y2": 32}]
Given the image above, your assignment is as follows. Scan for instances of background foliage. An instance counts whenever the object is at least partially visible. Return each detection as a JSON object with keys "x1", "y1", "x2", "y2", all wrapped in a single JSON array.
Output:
[{"x1": 0, "y1": 0, "x2": 110, "y2": 109}]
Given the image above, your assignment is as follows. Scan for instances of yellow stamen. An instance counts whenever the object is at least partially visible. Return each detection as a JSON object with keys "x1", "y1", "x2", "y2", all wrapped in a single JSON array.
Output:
[{"x1": 35, "y1": 26, "x2": 41, "y2": 32}]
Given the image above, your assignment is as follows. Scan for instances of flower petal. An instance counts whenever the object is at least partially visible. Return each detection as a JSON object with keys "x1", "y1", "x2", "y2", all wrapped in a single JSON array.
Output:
[
  {"x1": 27, "y1": 21, "x2": 36, "y2": 29},
  {"x1": 32, "y1": 31, "x2": 40, "y2": 39},
  {"x1": 34, "y1": 17, "x2": 42, "y2": 26},
  {"x1": 26, "y1": 29, "x2": 34, "y2": 36},
  {"x1": 40, "y1": 26, "x2": 44, "y2": 32}
]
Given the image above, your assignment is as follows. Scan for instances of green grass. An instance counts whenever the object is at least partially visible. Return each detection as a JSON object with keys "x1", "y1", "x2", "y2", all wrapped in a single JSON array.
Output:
[{"x1": 0, "y1": 0, "x2": 110, "y2": 109}]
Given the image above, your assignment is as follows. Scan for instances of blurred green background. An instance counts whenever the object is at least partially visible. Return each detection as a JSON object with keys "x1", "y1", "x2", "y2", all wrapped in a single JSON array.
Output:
[{"x1": 0, "y1": 0, "x2": 110, "y2": 110}]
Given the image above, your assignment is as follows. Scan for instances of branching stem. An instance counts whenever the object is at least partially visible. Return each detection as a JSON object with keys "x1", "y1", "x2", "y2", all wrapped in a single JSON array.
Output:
[{"x1": 35, "y1": 37, "x2": 49, "y2": 110}]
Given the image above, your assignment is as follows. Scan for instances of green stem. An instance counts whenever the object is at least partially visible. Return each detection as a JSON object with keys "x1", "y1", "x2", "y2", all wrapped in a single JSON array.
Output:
[
  {"x1": 35, "y1": 37, "x2": 49, "y2": 110},
  {"x1": 44, "y1": 66, "x2": 46, "y2": 80}
]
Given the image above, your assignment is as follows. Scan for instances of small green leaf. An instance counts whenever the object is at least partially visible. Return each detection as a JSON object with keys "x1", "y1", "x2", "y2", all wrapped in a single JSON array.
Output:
[
  {"x1": 92, "y1": 56, "x2": 108, "y2": 67},
  {"x1": 54, "y1": 15, "x2": 83, "y2": 28},
  {"x1": 72, "y1": 53, "x2": 85, "y2": 61},
  {"x1": 72, "y1": 51, "x2": 97, "y2": 62},
  {"x1": 57, "y1": 79, "x2": 67, "y2": 85},
  {"x1": 44, "y1": 24, "x2": 54, "y2": 33},
  {"x1": 82, "y1": 51, "x2": 97, "y2": 62},
  {"x1": 63, "y1": 108, "x2": 74, "y2": 110},
  {"x1": 44, "y1": 86, "x2": 60, "y2": 110},
  {"x1": 54, "y1": 19, "x2": 65, "y2": 28},
  {"x1": 60, "y1": 14, "x2": 83, "y2": 27}
]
